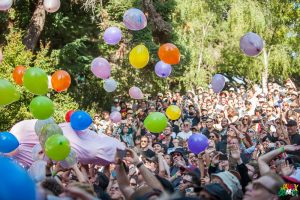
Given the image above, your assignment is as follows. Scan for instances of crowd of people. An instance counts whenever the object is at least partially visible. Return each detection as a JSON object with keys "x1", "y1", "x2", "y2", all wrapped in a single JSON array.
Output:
[{"x1": 35, "y1": 80, "x2": 300, "y2": 200}]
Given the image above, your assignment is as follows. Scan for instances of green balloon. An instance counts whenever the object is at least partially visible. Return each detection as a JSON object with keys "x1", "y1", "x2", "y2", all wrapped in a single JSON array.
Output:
[
  {"x1": 30, "y1": 96, "x2": 54, "y2": 120},
  {"x1": 144, "y1": 112, "x2": 168, "y2": 133},
  {"x1": 0, "y1": 79, "x2": 20, "y2": 106},
  {"x1": 45, "y1": 134, "x2": 71, "y2": 161},
  {"x1": 39, "y1": 123, "x2": 63, "y2": 147},
  {"x1": 23, "y1": 67, "x2": 48, "y2": 95}
]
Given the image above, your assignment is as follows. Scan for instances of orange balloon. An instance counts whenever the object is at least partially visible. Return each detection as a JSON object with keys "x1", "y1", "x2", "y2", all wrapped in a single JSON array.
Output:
[
  {"x1": 12, "y1": 65, "x2": 26, "y2": 85},
  {"x1": 158, "y1": 43, "x2": 180, "y2": 65},
  {"x1": 51, "y1": 70, "x2": 71, "y2": 92}
]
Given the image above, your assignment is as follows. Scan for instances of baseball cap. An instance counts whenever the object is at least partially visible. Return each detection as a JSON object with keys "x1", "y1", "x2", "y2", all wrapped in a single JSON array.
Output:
[
  {"x1": 199, "y1": 183, "x2": 231, "y2": 200},
  {"x1": 113, "y1": 98, "x2": 119, "y2": 103},
  {"x1": 286, "y1": 119, "x2": 297, "y2": 127}
]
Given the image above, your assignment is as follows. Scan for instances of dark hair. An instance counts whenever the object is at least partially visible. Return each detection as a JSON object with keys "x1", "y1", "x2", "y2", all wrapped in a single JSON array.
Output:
[
  {"x1": 41, "y1": 178, "x2": 63, "y2": 196},
  {"x1": 95, "y1": 172, "x2": 109, "y2": 190},
  {"x1": 185, "y1": 172, "x2": 201, "y2": 186},
  {"x1": 155, "y1": 175, "x2": 174, "y2": 193}
]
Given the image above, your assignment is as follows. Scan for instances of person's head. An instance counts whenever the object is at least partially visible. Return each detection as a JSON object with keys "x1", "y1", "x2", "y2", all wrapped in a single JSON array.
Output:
[
  {"x1": 180, "y1": 172, "x2": 201, "y2": 193},
  {"x1": 183, "y1": 121, "x2": 191, "y2": 132},
  {"x1": 240, "y1": 85, "x2": 246, "y2": 93},
  {"x1": 94, "y1": 113, "x2": 100, "y2": 122},
  {"x1": 171, "y1": 148, "x2": 185, "y2": 163},
  {"x1": 206, "y1": 118, "x2": 214, "y2": 129},
  {"x1": 221, "y1": 118, "x2": 229, "y2": 128},
  {"x1": 242, "y1": 115, "x2": 251, "y2": 126},
  {"x1": 152, "y1": 143, "x2": 164, "y2": 154},
  {"x1": 164, "y1": 126, "x2": 172, "y2": 136},
  {"x1": 247, "y1": 89, "x2": 254, "y2": 98},
  {"x1": 102, "y1": 111, "x2": 110, "y2": 120},
  {"x1": 149, "y1": 105, "x2": 156, "y2": 113},
  {"x1": 129, "y1": 176, "x2": 138, "y2": 189},
  {"x1": 209, "y1": 131, "x2": 220, "y2": 143},
  {"x1": 227, "y1": 107, "x2": 237, "y2": 118},
  {"x1": 134, "y1": 136, "x2": 141, "y2": 146},
  {"x1": 266, "y1": 107, "x2": 273, "y2": 117},
  {"x1": 164, "y1": 154, "x2": 173, "y2": 166},
  {"x1": 221, "y1": 97, "x2": 227, "y2": 105},
  {"x1": 246, "y1": 160, "x2": 260, "y2": 180},
  {"x1": 191, "y1": 126, "x2": 198, "y2": 133},
  {"x1": 122, "y1": 126, "x2": 129, "y2": 134},
  {"x1": 199, "y1": 183, "x2": 231, "y2": 200},
  {"x1": 140, "y1": 136, "x2": 149, "y2": 148},
  {"x1": 109, "y1": 182, "x2": 124, "y2": 200},
  {"x1": 126, "y1": 109, "x2": 133, "y2": 118},
  {"x1": 244, "y1": 173, "x2": 284, "y2": 200},
  {"x1": 286, "y1": 119, "x2": 298, "y2": 136},
  {"x1": 41, "y1": 178, "x2": 63, "y2": 196}
]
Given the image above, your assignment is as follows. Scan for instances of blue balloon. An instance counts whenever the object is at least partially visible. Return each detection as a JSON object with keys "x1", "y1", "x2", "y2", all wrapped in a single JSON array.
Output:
[
  {"x1": 0, "y1": 132, "x2": 19, "y2": 153},
  {"x1": 70, "y1": 110, "x2": 92, "y2": 131},
  {"x1": 188, "y1": 134, "x2": 208, "y2": 154},
  {"x1": 0, "y1": 157, "x2": 36, "y2": 200}
]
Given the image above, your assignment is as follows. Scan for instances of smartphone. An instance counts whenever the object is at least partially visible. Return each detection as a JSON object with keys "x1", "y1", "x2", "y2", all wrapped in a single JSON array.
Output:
[
  {"x1": 111, "y1": 171, "x2": 117, "y2": 178},
  {"x1": 185, "y1": 188, "x2": 194, "y2": 193},
  {"x1": 116, "y1": 149, "x2": 126, "y2": 160}
]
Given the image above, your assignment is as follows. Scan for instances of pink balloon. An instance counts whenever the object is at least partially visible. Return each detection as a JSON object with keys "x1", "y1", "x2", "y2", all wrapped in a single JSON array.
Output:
[
  {"x1": 240, "y1": 32, "x2": 264, "y2": 57},
  {"x1": 43, "y1": 0, "x2": 60, "y2": 13},
  {"x1": 129, "y1": 86, "x2": 144, "y2": 99},
  {"x1": 0, "y1": 0, "x2": 13, "y2": 11},
  {"x1": 110, "y1": 111, "x2": 122, "y2": 123},
  {"x1": 91, "y1": 57, "x2": 111, "y2": 79},
  {"x1": 9, "y1": 120, "x2": 125, "y2": 167}
]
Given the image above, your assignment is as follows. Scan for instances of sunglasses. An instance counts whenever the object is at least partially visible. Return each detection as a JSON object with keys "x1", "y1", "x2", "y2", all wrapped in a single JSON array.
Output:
[
  {"x1": 184, "y1": 124, "x2": 190, "y2": 127},
  {"x1": 141, "y1": 140, "x2": 148, "y2": 143},
  {"x1": 209, "y1": 135, "x2": 215, "y2": 138}
]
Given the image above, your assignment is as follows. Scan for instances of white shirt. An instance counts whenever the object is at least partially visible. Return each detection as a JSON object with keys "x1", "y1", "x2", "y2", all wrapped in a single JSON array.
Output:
[{"x1": 177, "y1": 131, "x2": 192, "y2": 141}]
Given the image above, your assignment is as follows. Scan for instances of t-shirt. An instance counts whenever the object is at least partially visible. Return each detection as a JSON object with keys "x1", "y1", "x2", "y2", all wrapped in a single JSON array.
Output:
[
  {"x1": 291, "y1": 133, "x2": 300, "y2": 145},
  {"x1": 177, "y1": 131, "x2": 192, "y2": 141}
]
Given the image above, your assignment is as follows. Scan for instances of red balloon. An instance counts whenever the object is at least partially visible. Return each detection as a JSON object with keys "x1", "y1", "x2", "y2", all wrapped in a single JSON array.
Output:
[
  {"x1": 51, "y1": 70, "x2": 71, "y2": 92},
  {"x1": 12, "y1": 66, "x2": 26, "y2": 85},
  {"x1": 65, "y1": 110, "x2": 74, "y2": 122},
  {"x1": 158, "y1": 43, "x2": 180, "y2": 65}
]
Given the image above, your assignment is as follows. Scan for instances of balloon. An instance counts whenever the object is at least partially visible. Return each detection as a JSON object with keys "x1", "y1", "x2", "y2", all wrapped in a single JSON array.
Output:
[
  {"x1": 28, "y1": 160, "x2": 47, "y2": 182},
  {"x1": 60, "y1": 149, "x2": 77, "y2": 169},
  {"x1": 29, "y1": 96, "x2": 54, "y2": 120},
  {"x1": 110, "y1": 111, "x2": 122, "y2": 123},
  {"x1": 211, "y1": 74, "x2": 225, "y2": 93},
  {"x1": 0, "y1": 156, "x2": 36, "y2": 200},
  {"x1": 188, "y1": 134, "x2": 208, "y2": 154},
  {"x1": 144, "y1": 112, "x2": 168, "y2": 133},
  {"x1": 155, "y1": 61, "x2": 172, "y2": 78},
  {"x1": 158, "y1": 43, "x2": 180, "y2": 65},
  {"x1": 43, "y1": 0, "x2": 60, "y2": 13},
  {"x1": 123, "y1": 8, "x2": 147, "y2": 31},
  {"x1": 12, "y1": 65, "x2": 26, "y2": 85},
  {"x1": 129, "y1": 86, "x2": 144, "y2": 99},
  {"x1": 129, "y1": 44, "x2": 149, "y2": 69},
  {"x1": 32, "y1": 144, "x2": 43, "y2": 161},
  {"x1": 51, "y1": 70, "x2": 71, "y2": 92},
  {"x1": 0, "y1": 0, "x2": 13, "y2": 11},
  {"x1": 70, "y1": 110, "x2": 92, "y2": 131},
  {"x1": 39, "y1": 123, "x2": 63, "y2": 147},
  {"x1": 166, "y1": 105, "x2": 181, "y2": 120},
  {"x1": 0, "y1": 132, "x2": 19, "y2": 153},
  {"x1": 103, "y1": 27, "x2": 122, "y2": 45},
  {"x1": 23, "y1": 67, "x2": 48, "y2": 95},
  {"x1": 45, "y1": 134, "x2": 71, "y2": 161},
  {"x1": 91, "y1": 57, "x2": 111, "y2": 79},
  {"x1": 240, "y1": 32, "x2": 264, "y2": 57},
  {"x1": 0, "y1": 79, "x2": 20, "y2": 106},
  {"x1": 65, "y1": 110, "x2": 75, "y2": 122},
  {"x1": 103, "y1": 78, "x2": 117, "y2": 92},
  {"x1": 35, "y1": 117, "x2": 55, "y2": 136}
]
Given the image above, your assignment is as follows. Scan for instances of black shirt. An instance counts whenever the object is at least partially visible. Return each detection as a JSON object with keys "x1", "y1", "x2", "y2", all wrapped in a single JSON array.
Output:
[{"x1": 291, "y1": 133, "x2": 300, "y2": 145}]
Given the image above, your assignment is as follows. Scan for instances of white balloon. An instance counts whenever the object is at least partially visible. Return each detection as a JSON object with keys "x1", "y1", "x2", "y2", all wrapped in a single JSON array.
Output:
[
  {"x1": 0, "y1": 0, "x2": 13, "y2": 11},
  {"x1": 43, "y1": 0, "x2": 61, "y2": 13},
  {"x1": 103, "y1": 78, "x2": 117, "y2": 92},
  {"x1": 60, "y1": 149, "x2": 77, "y2": 169},
  {"x1": 28, "y1": 160, "x2": 47, "y2": 182},
  {"x1": 32, "y1": 144, "x2": 43, "y2": 161}
]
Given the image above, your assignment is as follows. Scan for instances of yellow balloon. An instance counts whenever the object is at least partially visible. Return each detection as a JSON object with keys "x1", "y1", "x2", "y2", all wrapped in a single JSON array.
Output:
[
  {"x1": 166, "y1": 105, "x2": 181, "y2": 120},
  {"x1": 129, "y1": 44, "x2": 149, "y2": 69}
]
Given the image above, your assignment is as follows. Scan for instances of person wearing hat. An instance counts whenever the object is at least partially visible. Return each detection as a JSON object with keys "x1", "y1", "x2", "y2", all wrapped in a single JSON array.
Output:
[
  {"x1": 111, "y1": 98, "x2": 121, "y2": 112},
  {"x1": 199, "y1": 183, "x2": 231, "y2": 200},
  {"x1": 152, "y1": 142, "x2": 166, "y2": 154},
  {"x1": 243, "y1": 173, "x2": 285, "y2": 200},
  {"x1": 286, "y1": 120, "x2": 300, "y2": 145},
  {"x1": 169, "y1": 148, "x2": 188, "y2": 190}
]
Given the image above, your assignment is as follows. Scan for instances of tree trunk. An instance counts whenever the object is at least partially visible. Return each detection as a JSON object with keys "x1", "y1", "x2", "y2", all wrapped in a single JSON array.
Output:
[
  {"x1": 23, "y1": 0, "x2": 46, "y2": 51},
  {"x1": 262, "y1": 48, "x2": 269, "y2": 94},
  {"x1": 142, "y1": 0, "x2": 172, "y2": 44}
]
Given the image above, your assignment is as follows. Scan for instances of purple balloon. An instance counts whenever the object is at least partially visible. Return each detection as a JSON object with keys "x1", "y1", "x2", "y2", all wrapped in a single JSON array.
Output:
[
  {"x1": 188, "y1": 134, "x2": 208, "y2": 154},
  {"x1": 123, "y1": 8, "x2": 147, "y2": 31},
  {"x1": 211, "y1": 74, "x2": 225, "y2": 93},
  {"x1": 110, "y1": 111, "x2": 122, "y2": 123},
  {"x1": 103, "y1": 27, "x2": 122, "y2": 45},
  {"x1": 240, "y1": 32, "x2": 264, "y2": 57},
  {"x1": 155, "y1": 61, "x2": 172, "y2": 78},
  {"x1": 91, "y1": 57, "x2": 111, "y2": 79},
  {"x1": 129, "y1": 86, "x2": 143, "y2": 99}
]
